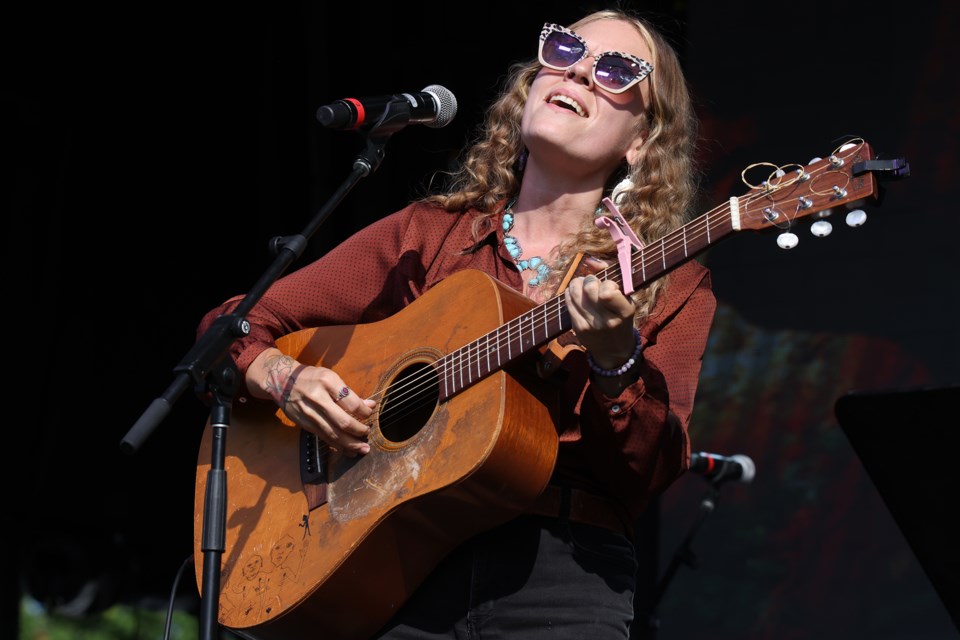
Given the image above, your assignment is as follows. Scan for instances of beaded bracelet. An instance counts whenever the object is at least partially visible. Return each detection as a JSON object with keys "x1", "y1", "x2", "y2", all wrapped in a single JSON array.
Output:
[{"x1": 586, "y1": 327, "x2": 643, "y2": 377}]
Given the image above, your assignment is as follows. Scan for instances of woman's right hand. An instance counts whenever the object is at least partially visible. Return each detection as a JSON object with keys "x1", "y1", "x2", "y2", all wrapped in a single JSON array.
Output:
[{"x1": 249, "y1": 348, "x2": 376, "y2": 457}]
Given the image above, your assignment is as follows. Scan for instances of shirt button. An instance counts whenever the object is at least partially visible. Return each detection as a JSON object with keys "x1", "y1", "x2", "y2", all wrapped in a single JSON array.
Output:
[{"x1": 610, "y1": 404, "x2": 622, "y2": 414}]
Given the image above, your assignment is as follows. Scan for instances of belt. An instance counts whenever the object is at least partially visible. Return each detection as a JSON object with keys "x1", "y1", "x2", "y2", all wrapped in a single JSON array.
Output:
[{"x1": 526, "y1": 485, "x2": 633, "y2": 539}]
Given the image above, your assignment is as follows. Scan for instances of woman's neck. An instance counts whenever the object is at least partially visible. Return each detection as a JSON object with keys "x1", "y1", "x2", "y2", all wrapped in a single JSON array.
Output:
[{"x1": 511, "y1": 161, "x2": 608, "y2": 236}]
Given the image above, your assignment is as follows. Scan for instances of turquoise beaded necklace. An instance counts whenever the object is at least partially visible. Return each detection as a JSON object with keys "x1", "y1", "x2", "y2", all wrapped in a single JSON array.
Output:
[
  {"x1": 501, "y1": 198, "x2": 609, "y2": 287},
  {"x1": 502, "y1": 199, "x2": 551, "y2": 287}
]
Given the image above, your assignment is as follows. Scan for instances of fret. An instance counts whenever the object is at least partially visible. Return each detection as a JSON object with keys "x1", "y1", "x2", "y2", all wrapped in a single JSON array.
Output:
[
  {"x1": 441, "y1": 356, "x2": 450, "y2": 398},
  {"x1": 466, "y1": 338, "x2": 477, "y2": 384}
]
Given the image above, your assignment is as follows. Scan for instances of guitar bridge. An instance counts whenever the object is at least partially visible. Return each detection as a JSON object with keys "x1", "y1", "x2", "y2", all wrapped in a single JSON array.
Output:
[{"x1": 299, "y1": 430, "x2": 328, "y2": 509}]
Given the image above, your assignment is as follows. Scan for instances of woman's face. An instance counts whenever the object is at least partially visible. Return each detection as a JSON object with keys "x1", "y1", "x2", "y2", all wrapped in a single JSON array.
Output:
[{"x1": 521, "y1": 19, "x2": 652, "y2": 181}]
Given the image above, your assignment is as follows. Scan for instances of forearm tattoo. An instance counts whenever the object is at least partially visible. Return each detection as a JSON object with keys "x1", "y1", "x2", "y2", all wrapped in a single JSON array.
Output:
[{"x1": 264, "y1": 354, "x2": 304, "y2": 407}]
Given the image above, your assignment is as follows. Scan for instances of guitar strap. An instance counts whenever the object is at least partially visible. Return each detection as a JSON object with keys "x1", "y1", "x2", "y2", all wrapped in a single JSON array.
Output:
[
  {"x1": 537, "y1": 252, "x2": 592, "y2": 378},
  {"x1": 554, "y1": 251, "x2": 589, "y2": 295},
  {"x1": 536, "y1": 201, "x2": 643, "y2": 379}
]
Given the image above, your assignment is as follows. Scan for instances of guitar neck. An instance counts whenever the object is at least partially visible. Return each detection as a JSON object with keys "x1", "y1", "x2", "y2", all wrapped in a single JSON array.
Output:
[
  {"x1": 596, "y1": 198, "x2": 740, "y2": 292},
  {"x1": 437, "y1": 135, "x2": 889, "y2": 402},
  {"x1": 435, "y1": 203, "x2": 739, "y2": 402}
]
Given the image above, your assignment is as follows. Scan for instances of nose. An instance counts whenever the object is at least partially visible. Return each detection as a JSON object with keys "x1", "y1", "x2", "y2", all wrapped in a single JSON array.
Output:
[{"x1": 565, "y1": 56, "x2": 594, "y2": 89}]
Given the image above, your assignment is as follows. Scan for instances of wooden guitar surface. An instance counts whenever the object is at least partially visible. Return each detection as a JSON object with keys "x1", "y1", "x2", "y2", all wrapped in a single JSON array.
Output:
[{"x1": 194, "y1": 270, "x2": 560, "y2": 639}]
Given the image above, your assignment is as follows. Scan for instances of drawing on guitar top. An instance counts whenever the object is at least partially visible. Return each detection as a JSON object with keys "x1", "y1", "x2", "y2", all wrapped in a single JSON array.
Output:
[{"x1": 193, "y1": 137, "x2": 909, "y2": 640}]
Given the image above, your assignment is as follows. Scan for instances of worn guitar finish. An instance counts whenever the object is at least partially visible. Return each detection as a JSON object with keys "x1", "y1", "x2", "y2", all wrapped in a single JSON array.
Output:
[{"x1": 194, "y1": 139, "x2": 895, "y2": 639}]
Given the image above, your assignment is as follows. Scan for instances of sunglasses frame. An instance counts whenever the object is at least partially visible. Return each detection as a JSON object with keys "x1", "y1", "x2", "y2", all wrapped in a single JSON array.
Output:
[{"x1": 538, "y1": 23, "x2": 654, "y2": 94}]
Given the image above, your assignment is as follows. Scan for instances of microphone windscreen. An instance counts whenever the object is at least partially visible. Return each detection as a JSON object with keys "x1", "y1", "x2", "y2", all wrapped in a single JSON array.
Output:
[
  {"x1": 732, "y1": 454, "x2": 756, "y2": 483},
  {"x1": 422, "y1": 84, "x2": 457, "y2": 128}
]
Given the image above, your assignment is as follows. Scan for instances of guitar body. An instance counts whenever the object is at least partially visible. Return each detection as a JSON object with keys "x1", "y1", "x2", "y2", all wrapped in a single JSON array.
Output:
[{"x1": 194, "y1": 269, "x2": 560, "y2": 640}]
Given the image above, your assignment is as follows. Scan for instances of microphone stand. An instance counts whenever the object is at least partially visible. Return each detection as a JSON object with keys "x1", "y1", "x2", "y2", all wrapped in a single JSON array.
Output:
[
  {"x1": 119, "y1": 102, "x2": 417, "y2": 640},
  {"x1": 640, "y1": 481, "x2": 722, "y2": 635}
]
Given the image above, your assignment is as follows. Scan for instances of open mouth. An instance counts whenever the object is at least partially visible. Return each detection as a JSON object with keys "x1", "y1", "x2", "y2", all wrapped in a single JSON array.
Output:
[{"x1": 548, "y1": 94, "x2": 586, "y2": 117}]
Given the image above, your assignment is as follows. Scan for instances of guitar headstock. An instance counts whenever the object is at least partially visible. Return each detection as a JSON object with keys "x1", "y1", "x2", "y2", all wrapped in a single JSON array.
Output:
[{"x1": 734, "y1": 138, "x2": 886, "y2": 247}]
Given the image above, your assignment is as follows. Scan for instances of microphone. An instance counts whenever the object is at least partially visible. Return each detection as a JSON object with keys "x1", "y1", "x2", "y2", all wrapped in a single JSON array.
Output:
[
  {"x1": 689, "y1": 452, "x2": 756, "y2": 484},
  {"x1": 316, "y1": 84, "x2": 457, "y2": 130}
]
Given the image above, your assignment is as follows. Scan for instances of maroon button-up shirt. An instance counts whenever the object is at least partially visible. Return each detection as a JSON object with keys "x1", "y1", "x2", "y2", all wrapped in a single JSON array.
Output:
[{"x1": 197, "y1": 200, "x2": 716, "y2": 519}]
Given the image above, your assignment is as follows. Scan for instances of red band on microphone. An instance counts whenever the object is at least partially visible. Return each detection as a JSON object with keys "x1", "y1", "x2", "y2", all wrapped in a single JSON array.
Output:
[{"x1": 345, "y1": 97, "x2": 365, "y2": 128}]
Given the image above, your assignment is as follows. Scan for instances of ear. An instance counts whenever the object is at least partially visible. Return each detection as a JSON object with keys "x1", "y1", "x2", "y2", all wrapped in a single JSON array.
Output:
[{"x1": 624, "y1": 131, "x2": 646, "y2": 166}]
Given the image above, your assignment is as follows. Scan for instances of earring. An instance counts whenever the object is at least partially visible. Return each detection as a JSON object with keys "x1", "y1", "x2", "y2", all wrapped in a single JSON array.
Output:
[{"x1": 611, "y1": 177, "x2": 634, "y2": 205}]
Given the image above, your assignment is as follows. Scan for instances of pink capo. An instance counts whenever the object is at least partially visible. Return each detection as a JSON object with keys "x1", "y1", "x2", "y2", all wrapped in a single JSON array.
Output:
[{"x1": 595, "y1": 196, "x2": 644, "y2": 294}]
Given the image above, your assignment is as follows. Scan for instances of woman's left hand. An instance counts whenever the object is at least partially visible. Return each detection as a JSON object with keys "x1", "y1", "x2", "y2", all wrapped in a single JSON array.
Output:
[{"x1": 564, "y1": 274, "x2": 637, "y2": 369}]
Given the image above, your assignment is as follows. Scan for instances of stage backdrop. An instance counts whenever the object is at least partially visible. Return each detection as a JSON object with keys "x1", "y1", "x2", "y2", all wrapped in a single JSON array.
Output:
[{"x1": 9, "y1": 1, "x2": 958, "y2": 639}]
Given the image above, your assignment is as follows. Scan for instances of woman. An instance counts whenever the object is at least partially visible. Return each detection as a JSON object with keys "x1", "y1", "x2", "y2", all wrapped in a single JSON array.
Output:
[{"x1": 196, "y1": 8, "x2": 716, "y2": 639}]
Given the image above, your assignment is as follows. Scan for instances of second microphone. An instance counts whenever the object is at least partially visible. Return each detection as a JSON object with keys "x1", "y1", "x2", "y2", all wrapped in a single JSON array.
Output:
[{"x1": 689, "y1": 452, "x2": 756, "y2": 484}]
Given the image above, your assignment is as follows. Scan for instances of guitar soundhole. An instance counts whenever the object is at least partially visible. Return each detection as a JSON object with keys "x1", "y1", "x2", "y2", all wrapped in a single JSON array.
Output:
[{"x1": 379, "y1": 361, "x2": 439, "y2": 443}]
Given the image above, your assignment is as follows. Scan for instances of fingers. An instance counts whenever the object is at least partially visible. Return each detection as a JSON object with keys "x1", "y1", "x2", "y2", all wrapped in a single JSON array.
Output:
[
  {"x1": 565, "y1": 275, "x2": 638, "y2": 364},
  {"x1": 329, "y1": 384, "x2": 376, "y2": 422},
  {"x1": 565, "y1": 275, "x2": 635, "y2": 332},
  {"x1": 283, "y1": 366, "x2": 375, "y2": 457}
]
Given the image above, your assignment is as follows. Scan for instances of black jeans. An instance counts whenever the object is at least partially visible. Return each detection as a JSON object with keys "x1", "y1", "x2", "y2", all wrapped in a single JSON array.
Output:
[{"x1": 373, "y1": 514, "x2": 638, "y2": 639}]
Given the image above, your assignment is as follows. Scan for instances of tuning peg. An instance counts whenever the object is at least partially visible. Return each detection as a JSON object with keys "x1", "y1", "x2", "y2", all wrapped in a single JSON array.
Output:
[
  {"x1": 845, "y1": 209, "x2": 867, "y2": 227},
  {"x1": 808, "y1": 156, "x2": 822, "y2": 165},
  {"x1": 777, "y1": 232, "x2": 799, "y2": 249},
  {"x1": 810, "y1": 220, "x2": 833, "y2": 237}
]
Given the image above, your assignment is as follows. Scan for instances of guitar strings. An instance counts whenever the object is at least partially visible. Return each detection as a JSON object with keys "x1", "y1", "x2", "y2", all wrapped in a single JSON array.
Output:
[
  {"x1": 358, "y1": 139, "x2": 867, "y2": 437},
  {"x1": 366, "y1": 139, "x2": 866, "y2": 433}
]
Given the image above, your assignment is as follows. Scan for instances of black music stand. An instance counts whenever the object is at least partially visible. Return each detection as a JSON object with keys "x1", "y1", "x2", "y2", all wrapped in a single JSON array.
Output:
[{"x1": 835, "y1": 384, "x2": 960, "y2": 634}]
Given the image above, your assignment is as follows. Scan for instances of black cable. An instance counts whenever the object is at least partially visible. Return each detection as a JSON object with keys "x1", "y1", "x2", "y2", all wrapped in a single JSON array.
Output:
[{"x1": 163, "y1": 554, "x2": 194, "y2": 640}]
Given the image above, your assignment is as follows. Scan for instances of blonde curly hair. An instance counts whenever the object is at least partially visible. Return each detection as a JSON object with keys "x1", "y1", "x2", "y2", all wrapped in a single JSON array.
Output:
[{"x1": 422, "y1": 9, "x2": 700, "y2": 318}]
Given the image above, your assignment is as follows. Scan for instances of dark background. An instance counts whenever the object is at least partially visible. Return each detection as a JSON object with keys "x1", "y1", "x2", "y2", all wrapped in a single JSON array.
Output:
[{"x1": 8, "y1": 1, "x2": 959, "y2": 638}]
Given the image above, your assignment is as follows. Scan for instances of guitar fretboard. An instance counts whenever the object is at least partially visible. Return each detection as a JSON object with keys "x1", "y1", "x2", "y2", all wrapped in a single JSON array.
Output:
[{"x1": 435, "y1": 202, "x2": 739, "y2": 401}]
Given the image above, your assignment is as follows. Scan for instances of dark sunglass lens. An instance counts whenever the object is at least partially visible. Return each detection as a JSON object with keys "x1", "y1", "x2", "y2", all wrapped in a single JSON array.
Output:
[
  {"x1": 595, "y1": 54, "x2": 641, "y2": 90},
  {"x1": 542, "y1": 31, "x2": 585, "y2": 67}
]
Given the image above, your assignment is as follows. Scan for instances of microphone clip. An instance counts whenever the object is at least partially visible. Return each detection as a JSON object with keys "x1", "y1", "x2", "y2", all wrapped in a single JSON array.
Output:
[{"x1": 365, "y1": 98, "x2": 418, "y2": 137}]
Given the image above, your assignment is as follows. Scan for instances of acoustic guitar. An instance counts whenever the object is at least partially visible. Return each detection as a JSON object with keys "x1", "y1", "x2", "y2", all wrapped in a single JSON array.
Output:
[{"x1": 194, "y1": 138, "x2": 901, "y2": 639}]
